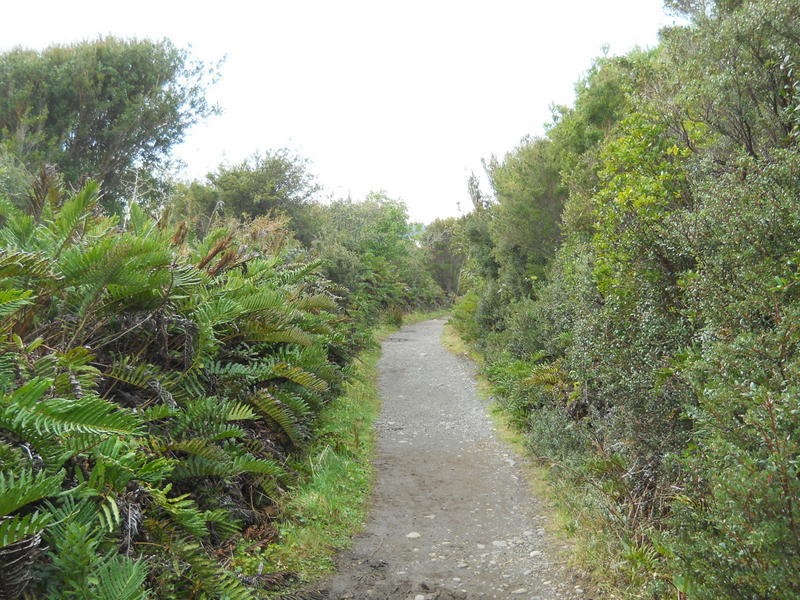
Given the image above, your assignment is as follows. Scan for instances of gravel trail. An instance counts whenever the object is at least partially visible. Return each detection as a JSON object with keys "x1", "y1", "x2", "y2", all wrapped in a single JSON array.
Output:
[{"x1": 319, "y1": 318, "x2": 591, "y2": 600}]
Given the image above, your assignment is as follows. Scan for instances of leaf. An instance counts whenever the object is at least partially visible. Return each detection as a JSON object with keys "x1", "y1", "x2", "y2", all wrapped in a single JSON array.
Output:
[
  {"x1": 0, "y1": 469, "x2": 64, "y2": 516},
  {"x1": 0, "y1": 512, "x2": 52, "y2": 547},
  {"x1": 270, "y1": 362, "x2": 329, "y2": 392}
]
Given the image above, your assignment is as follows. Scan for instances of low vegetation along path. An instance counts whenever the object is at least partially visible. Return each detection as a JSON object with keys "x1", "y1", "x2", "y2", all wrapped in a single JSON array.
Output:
[{"x1": 321, "y1": 318, "x2": 588, "y2": 600}]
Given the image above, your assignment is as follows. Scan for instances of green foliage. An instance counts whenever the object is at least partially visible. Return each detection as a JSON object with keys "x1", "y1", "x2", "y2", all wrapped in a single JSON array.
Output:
[
  {"x1": 418, "y1": 217, "x2": 466, "y2": 296},
  {"x1": 313, "y1": 192, "x2": 445, "y2": 325},
  {"x1": 454, "y1": 2, "x2": 800, "y2": 598},
  {"x1": 487, "y1": 137, "x2": 565, "y2": 297},
  {"x1": 0, "y1": 37, "x2": 216, "y2": 204},
  {"x1": 0, "y1": 176, "x2": 355, "y2": 599},
  {"x1": 170, "y1": 150, "x2": 322, "y2": 243}
]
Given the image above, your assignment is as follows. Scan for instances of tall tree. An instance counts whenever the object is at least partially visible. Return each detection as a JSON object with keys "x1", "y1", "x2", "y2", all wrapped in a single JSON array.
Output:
[{"x1": 0, "y1": 36, "x2": 217, "y2": 202}]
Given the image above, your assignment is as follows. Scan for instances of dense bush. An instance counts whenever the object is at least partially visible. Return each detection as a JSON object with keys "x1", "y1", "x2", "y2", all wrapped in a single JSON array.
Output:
[
  {"x1": 0, "y1": 172, "x2": 359, "y2": 599},
  {"x1": 452, "y1": 1, "x2": 800, "y2": 597}
]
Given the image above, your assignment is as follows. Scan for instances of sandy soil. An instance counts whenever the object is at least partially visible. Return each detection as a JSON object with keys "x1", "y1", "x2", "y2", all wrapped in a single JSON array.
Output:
[{"x1": 303, "y1": 318, "x2": 594, "y2": 600}]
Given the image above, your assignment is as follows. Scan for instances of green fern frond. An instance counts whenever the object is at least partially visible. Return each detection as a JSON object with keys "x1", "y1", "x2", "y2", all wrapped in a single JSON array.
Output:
[
  {"x1": 147, "y1": 485, "x2": 208, "y2": 538},
  {"x1": 0, "y1": 249, "x2": 54, "y2": 280},
  {"x1": 31, "y1": 354, "x2": 58, "y2": 379},
  {"x1": 167, "y1": 439, "x2": 228, "y2": 462},
  {"x1": 45, "y1": 179, "x2": 100, "y2": 254},
  {"x1": 97, "y1": 495, "x2": 121, "y2": 532},
  {"x1": 230, "y1": 456, "x2": 285, "y2": 479},
  {"x1": 234, "y1": 289, "x2": 292, "y2": 316},
  {"x1": 249, "y1": 391, "x2": 302, "y2": 443},
  {"x1": 205, "y1": 360, "x2": 271, "y2": 383},
  {"x1": 194, "y1": 297, "x2": 243, "y2": 327},
  {"x1": 202, "y1": 508, "x2": 242, "y2": 540},
  {"x1": 172, "y1": 456, "x2": 231, "y2": 480},
  {"x1": 293, "y1": 293, "x2": 338, "y2": 311},
  {"x1": 1, "y1": 379, "x2": 142, "y2": 436},
  {"x1": 172, "y1": 397, "x2": 251, "y2": 439},
  {"x1": 240, "y1": 324, "x2": 313, "y2": 346},
  {"x1": 522, "y1": 362, "x2": 565, "y2": 388},
  {"x1": 276, "y1": 391, "x2": 312, "y2": 421},
  {"x1": 0, "y1": 289, "x2": 33, "y2": 323},
  {"x1": 173, "y1": 453, "x2": 285, "y2": 482},
  {"x1": 141, "y1": 405, "x2": 178, "y2": 422},
  {"x1": 270, "y1": 362, "x2": 329, "y2": 392},
  {"x1": 0, "y1": 469, "x2": 64, "y2": 516},
  {"x1": 0, "y1": 511, "x2": 52, "y2": 547},
  {"x1": 0, "y1": 353, "x2": 16, "y2": 395},
  {"x1": 147, "y1": 521, "x2": 254, "y2": 600},
  {"x1": 103, "y1": 356, "x2": 161, "y2": 390},
  {"x1": 94, "y1": 555, "x2": 150, "y2": 600},
  {"x1": 225, "y1": 401, "x2": 258, "y2": 422}
]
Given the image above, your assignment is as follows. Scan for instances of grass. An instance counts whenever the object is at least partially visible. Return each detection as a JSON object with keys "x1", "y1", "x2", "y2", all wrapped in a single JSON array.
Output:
[
  {"x1": 258, "y1": 340, "x2": 382, "y2": 582},
  {"x1": 441, "y1": 321, "x2": 482, "y2": 363},
  {"x1": 248, "y1": 309, "x2": 450, "y2": 592}
]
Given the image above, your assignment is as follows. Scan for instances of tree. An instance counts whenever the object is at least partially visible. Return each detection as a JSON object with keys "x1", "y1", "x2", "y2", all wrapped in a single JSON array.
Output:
[
  {"x1": 486, "y1": 137, "x2": 565, "y2": 297},
  {"x1": 312, "y1": 193, "x2": 444, "y2": 320},
  {"x1": 171, "y1": 150, "x2": 322, "y2": 243},
  {"x1": 0, "y1": 36, "x2": 217, "y2": 203},
  {"x1": 420, "y1": 217, "x2": 466, "y2": 296}
]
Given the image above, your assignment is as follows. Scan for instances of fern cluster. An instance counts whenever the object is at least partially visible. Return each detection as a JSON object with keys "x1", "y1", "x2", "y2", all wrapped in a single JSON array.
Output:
[{"x1": 0, "y1": 172, "x2": 352, "y2": 599}]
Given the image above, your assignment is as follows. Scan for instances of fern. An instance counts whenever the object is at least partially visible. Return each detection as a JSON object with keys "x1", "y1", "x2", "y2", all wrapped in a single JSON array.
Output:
[
  {"x1": 0, "y1": 179, "x2": 351, "y2": 597},
  {"x1": 166, "y1": 438, "x2": 229, "y2": 462},
  {"x1": 0, "y1": 249, "x2": 54, "y2": 280},
  {"x1": 239, "y1": 324, "x2": 313, "y2": 346},
  {"x1": 0, "y1": 288, "x2": 33, "y2": 324},
  {"x1": 148, "y1": 522, "x2": 254, "y2": 600},
  {"x1": 44, "y1": 179, "x2": 100, "y2": 254},
  {"x1": 203, "y1": 508, "x2": 242, "y2": 540},
  {"x1": 1, "y1": 381, "x2": 142, "y2": 436},
  {"x1": 249, "y1": 391, "x2": 303, "y2": 444},
  {"x1": 0, "y1": 512, "x2": 52, "y2": 547},
  {"x1": 0, "y1": 469, "x2": 64, "y2": 516},
  {"x1": 271, "y1": 362, "x2": 329, "y2": 392},
  {"x1": 147, "y1": 485, "x2": 208, "y2": 538},
  {"x1": 172, "y1": 454, "x2": 285, "y2": 482},
  {"x1": 93, "y1": 555, "x2": 150, "y2": 600}
]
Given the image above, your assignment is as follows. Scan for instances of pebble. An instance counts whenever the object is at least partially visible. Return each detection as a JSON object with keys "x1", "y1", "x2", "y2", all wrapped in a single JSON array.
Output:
[{"x1": 332, "y1": 323, "x2": 582, "y2": 597}]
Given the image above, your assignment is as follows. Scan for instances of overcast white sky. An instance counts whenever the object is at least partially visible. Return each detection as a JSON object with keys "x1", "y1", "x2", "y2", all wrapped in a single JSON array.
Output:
[{"x1": 2, "y1": 1, "x2": 675, "y2": 223}]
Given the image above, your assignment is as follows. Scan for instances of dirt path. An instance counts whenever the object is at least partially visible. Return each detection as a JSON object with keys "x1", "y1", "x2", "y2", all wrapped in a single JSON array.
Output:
[{"x1": 319, "y1": 318, "x2": 591, "y2": 600}]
